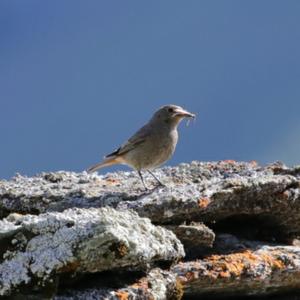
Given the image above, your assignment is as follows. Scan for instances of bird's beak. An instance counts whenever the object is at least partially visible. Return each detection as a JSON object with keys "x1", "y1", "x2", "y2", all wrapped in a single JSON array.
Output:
[{"x1": 174, "y1": 108, "x2": 195, "y2": 118}]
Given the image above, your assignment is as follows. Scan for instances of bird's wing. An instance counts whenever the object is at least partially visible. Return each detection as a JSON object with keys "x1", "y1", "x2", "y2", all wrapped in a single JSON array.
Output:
[{"x1": 105, "y1": 124, "x2": 151, "y2": 158}]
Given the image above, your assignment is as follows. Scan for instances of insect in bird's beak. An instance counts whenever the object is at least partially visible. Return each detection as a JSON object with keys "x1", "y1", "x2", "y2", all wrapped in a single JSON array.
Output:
[{"x1": 173, "y1": 108, "x2": 196, "y2": 119}]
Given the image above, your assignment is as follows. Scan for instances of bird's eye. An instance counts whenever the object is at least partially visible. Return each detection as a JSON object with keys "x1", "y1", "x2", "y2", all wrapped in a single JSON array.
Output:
[{"x1": 168, "y1": 108, "x2": 174, "y2": 113}]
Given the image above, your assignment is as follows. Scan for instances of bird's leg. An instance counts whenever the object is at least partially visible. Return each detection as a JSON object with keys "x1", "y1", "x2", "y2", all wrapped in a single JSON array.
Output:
[
  {"x1": 137, "y1": 170, "x2": 148, "y2": 190},
  {"x1": 147, "y1": 170, "x2": 165, "y2": 187}
]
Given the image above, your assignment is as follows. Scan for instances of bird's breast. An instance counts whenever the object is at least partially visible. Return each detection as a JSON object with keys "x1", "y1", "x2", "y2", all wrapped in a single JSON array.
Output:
[{"x1": 124, "y1": 128, "x2": 178, "y2": 170}]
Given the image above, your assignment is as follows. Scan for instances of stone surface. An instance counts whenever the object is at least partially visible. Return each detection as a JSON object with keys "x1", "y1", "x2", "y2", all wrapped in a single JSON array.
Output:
[
  {"x1": 173, "y1": 243, "x2": 300, "y2": 297},
  {"x1": 55, "y1": 269, "x2": 181, "y2": 300},
  {"x1": 166, "y1": 223, "x2": 215, "y2": 258},
  {"x1": 1, "y1": 161, "x2": 300, "y2": 239},
  {"x1": 1, "y1": 161, "x2": 300, "y2": 299},
  {"x1": 119, "y1": 161, "x2": 300, "y2": 240},
  {"x1": 0, "y1": 207, "x2": 184, "y2": 297}
]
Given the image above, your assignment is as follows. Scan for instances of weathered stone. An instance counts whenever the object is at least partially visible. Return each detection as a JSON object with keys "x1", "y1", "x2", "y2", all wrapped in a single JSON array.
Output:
[
  {"x1": 172, "y1": 243, "x2": 300, "y2": 297},
  {"x1": 0, "y1": 208, "x2": 184, "y2": 296},
  {"x1": 1, "y1": 161, "x2": 300, "y2": 239},
  {"x1": 118, "y1": 161, "x2": 300, "y2": 239},
  {"x1": 56, "y1": 237, "x2": 300, "y2": 299},
  {"x1": 166, "y1": 223, "x2": 215, "y2": 258},
  {"x1": 1, "y1": 161, "x2": 300, "y2": 299},
  {"x1": 55, "y1": 268, "x2": 181, "y2": 300}
]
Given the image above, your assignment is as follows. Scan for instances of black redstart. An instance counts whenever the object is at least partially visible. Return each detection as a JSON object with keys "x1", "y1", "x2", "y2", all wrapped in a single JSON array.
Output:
[{"x1": 87, "y1": 104, "x2": 195, "y2": 189}]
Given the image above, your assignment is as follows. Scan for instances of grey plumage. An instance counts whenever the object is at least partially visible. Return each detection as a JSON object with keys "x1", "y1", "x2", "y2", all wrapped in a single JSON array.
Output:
[{"x1": 87, "y1": 104, "x2": 195, "y2": 189}]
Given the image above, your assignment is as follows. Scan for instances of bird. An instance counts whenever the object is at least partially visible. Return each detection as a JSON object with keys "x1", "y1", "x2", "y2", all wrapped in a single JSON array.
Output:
[{"x1": 87, "y1": 104, "x2": 195, "y2": 190}]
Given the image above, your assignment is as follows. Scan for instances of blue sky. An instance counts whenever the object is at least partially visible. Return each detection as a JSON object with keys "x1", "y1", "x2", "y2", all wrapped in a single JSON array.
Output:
[{"x1": 1, "y1": 1, "x2": 300, "y2": 179}]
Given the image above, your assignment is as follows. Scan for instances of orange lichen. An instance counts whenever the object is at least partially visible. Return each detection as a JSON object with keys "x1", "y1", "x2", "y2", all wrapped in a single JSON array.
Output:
[
  {"x1": 130, "y1": 278, "x2": 149, "y2": 290},
  {"x1": 249, "y1": 160, "x2": 258, "y2": 166},
  {"x1": 219, "y1": 271, "x2": 231, "y2": 278},
  {"x1": 185, "y1": 271, "x2": 197, "y2": 281},
  {"x1": 105, "y1": 177, "x2": 119, "y2": 184},
  {"x1": 260, "y1": 252, "x2": 285, "y2": 270},
  {"x1": 115, "y1": 291, "x2": 129, "y2": 300},
  {"x1": 216, "y1": 251, "x2": 258, "y2": 276},
  {"x1": 177, "y1": 249, "x2": 288, "y2": 284},
  {"x1": 222, "y1": 160, "x2": 236, "y2": 164},
  {"x1": 198, "y1": 198, "x2": 209, "y2": 208}
]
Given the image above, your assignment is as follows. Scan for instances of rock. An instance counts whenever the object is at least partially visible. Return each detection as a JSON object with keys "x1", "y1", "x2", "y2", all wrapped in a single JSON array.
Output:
[
  {"x1": 0, "y1": 207, "x2": 184, "y2": 297},
  {"x1": 172, "y1": 243, "x2": 300, "y2": 297},
  {"x1": 166, "y1": 223, "x2": 215, "y2": 258},
  {"x1": 1, "y1": 161, "x2": 300, "y2": 240},
  {"x1": 1, "y1": 161, "x2": 300, "y2": 298},
  {"x1": 56, "y1": 235, "x2": 300, "y2": 299},
  {"x1": 55, "y1": 268, "x2": 182, "y2": 300},
  {"x1": 118, "y1": 161, "x2": 300, "y2": 240}
]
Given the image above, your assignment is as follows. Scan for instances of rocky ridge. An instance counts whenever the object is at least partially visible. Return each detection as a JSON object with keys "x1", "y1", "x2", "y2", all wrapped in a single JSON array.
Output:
[{"x1": 0, "y1": 161, "x2": 300, "y2": 299}]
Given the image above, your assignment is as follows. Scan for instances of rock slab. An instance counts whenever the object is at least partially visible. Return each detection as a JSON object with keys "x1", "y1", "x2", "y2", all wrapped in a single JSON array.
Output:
[
  {"x1": 1, "y1": 160, "x2": 300, "y2": 299},
  {"x1": 0, "y1": 207, "x2": 184, "y2": 296}
]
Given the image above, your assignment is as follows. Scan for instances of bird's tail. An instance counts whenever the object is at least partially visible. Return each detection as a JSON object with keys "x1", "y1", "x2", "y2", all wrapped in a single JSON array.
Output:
[{"x1": 87, "y1": 156, "x2": 122, "y2": 173}]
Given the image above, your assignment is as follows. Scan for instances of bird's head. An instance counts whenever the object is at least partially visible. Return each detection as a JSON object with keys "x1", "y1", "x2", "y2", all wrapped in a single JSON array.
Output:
[{"x1": 151, "y1": 104, "x2": 195, "y2": 127}]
